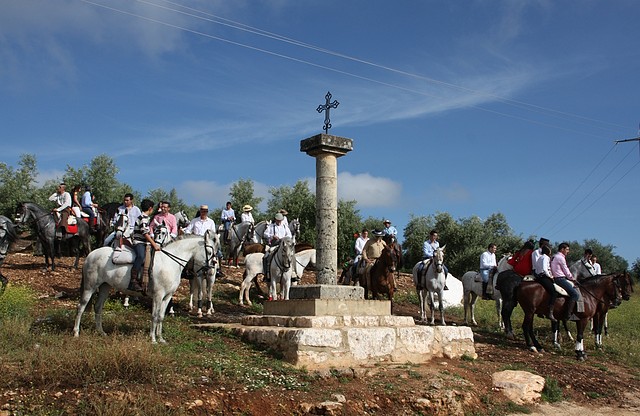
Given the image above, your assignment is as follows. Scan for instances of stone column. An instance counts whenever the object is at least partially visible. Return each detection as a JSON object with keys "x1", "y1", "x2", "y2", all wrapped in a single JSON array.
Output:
[{"x1": 300, "y1": 134, "x2": 353, "y2": 284}]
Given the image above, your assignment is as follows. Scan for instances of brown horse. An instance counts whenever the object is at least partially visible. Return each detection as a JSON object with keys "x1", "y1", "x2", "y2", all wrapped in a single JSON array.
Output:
[
  {"x1": 516, "y1": 273, "x2": 631, "y2": 359},
  {"x1": 363, "y1": 246, "x2": 397, "y2": 302}
]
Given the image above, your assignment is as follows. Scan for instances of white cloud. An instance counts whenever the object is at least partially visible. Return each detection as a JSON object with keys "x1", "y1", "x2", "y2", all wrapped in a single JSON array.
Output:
[
  {"x1": 337, "y1": 172, "x2": 402, "y2": 208},
  {"x1": 432, "y1": 183, "x2": 472, "y2": 203}
]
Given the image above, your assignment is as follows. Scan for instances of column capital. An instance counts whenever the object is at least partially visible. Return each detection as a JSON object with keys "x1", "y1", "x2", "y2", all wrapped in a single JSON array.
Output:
[{"x1": 300, "y1": 134, "x2": 353, "y2": 157}]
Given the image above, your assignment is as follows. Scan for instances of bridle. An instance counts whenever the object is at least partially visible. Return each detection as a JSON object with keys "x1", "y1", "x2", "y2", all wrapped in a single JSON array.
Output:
[{"x1": 161, "y1": 232, "x2": 218, "y2": 275}]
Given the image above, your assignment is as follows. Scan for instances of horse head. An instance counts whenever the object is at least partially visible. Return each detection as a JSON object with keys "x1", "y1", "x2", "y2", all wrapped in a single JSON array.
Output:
[
  {"x1": 278, "y1": 236, "x2": 295, "y2": 271},
  {"x1": 618, "y1": 271, "x2": 633, "y2": 301},
  {"x1": 153, "y1": 221, "x2": 171, "y2": 247},
  {"x1": 113, "y1": 210, "x2": 130, "y2": 239},
  {"x1": 175, "y1": 210, "x2": 190, "y2": 229},
  {"x1": 289, "y1": 219, "x2": 300, "y2": 240},
  {"x1": 432, "y1": 246, "x2": 445, "y2": 273},
  {"x1": 381, "y1": 246, "x2": 397, "y2": 273},
  {"x1": 195, "y1": 230, "x2": 219, "y2": 277}
]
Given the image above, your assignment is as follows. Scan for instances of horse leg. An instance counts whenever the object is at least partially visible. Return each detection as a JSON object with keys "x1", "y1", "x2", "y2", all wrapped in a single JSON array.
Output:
[
  {"x1": 0, "y1": 273, "x2": 7, "y2": 295},
  {"x1": 438, "y1": 291, "x2": 446, "y2": 326},
  {"x1": 604, "y1": 312, "x2": 609, "y2": 337},
  {"x1": 593, "y1": 314, "x2": 604, "y2": 350},
  {"x1": 575, "y1": 320, "x2": 587, "y2": 360},
  {"x1": 94, "y1": 283, "x2": 111, "y2": 336},
  {"x1": 428, "y1": 292, "x2": 436, "y2": 325},
  {"x1": 418, "y1": 290, "x2": 426, "y2": 322},
  {"x1": 151, "y1": 293, "x2": 172, "y2": 344},
  {"x1": 495, "y1": 298, "x2": 504, "y2": 330},
  {"x1": 469, "y1": 292, "x2": 478, "y2": 326},
  {"x1": 206, "y1": 273, "x2": 215, "y2": 315},
  {"x1": 521, "y1": 313, "x2": 537, "y2": 352},
  {"x1": 73, "y1": 285, "x2": 96, "y2": 337},
  {"x1": 551, "y1": 320, "x2": 562, "y2": 350},
  {"x1": 501, "y1": 299, "x2": 515, "y2": 339}
]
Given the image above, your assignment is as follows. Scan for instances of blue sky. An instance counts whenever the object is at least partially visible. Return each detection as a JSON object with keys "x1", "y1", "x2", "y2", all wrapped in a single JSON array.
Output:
[{"x1": 2, "y1": 1, "x2": 639, "y2": 264}]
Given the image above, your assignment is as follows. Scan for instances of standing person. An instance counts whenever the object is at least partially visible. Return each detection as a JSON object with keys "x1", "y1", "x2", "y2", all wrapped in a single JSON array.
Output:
[
  {"x1": 262, "y1": 212, "x2": 292, "y2": 281},
  {"x1": 479, "y1": 243, "x2": 497, "y2": 300},
  {"x1": 48, "y1": 182, "x2": 72, "y2": 231},
  {"x1": 241, "y1": 205, "x2": 255, "y2": 224},
  {"x1": 81, "y1": 185, "x2": 99, "y2": 229},
  {"x1": 151, "y1": 201, "x2": 178, "y2": 239},
  {"x1": 531, "y1": 237, "x2": 550, "y2": 266},
  {"x1": 422, "y1": 230, "x2": 449, "y2": 289},
  {"x1": 129, "y1": 199, "x2": 161, "y2": 293},
  {"x1": 221, "y1": 201, "x2": 235, "y2": 243},
  {"x1": 71, "y1": 185, "x2": 83, "y2": 218},
  {"x1": 508, "y1": 241, "x2": 535, "y2": 277},
  {"x1": 382, "y1": 219, "x2": 397, "y2": 237},
  {"x1": 590, "y1": 255, "x2": 602, "y2": 275},
  {"x1": 533, "y1": 244, "x2": 558, "y2": 321},
  {"x1": 550, "y1": 242, "x2": 580, "y2": 321},
  {"x1": 184, "y1": 205, "x2": 224, "y2": 278}
]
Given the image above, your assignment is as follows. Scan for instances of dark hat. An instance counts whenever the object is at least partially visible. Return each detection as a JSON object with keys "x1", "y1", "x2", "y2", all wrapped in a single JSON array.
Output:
[
  {"x1": 85, "y1": 185, "x2": 91, "y2": 191},
  {"x1": 539, "y1": 237, "x2": 550, "y2": 245},
  {"x1": 372, "y1": 229, "x2": 384, "y2": 237}
]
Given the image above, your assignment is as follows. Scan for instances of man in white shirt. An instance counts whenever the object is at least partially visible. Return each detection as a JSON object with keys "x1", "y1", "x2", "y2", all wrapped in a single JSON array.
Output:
[
  {"x1": 48, "y1": 182, "x2": 72, "y2": 230},
  {"x1": 262, "y1": 212, "x2": 292, "y2": 281},
  {"x1": 479, "y1": 243, "x2": 497, "y2": 300}
]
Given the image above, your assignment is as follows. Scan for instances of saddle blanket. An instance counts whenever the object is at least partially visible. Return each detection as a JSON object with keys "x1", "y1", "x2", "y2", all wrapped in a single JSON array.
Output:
[
  {"x1": 65, "y1": 224, "x2": 78, "y2": 234},
  {"x1": 111, "y1": 246, "x2": 136, "y2": 264},
  {"x1": 82, "y1": 217, "x2": 98, "y2": 226}
]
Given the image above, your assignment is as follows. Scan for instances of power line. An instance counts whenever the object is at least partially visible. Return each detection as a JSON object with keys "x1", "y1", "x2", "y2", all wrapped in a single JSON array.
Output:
[{"x1": 78, "y1": 0, "x2": 628, "y2": 140}]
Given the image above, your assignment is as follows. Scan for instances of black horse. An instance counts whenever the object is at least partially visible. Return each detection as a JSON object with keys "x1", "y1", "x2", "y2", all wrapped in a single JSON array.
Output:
[
  {"x1": 15, "y1": 202, "x2": 91, "y2": 270},
  {"x1": 0, "y1": 215, "x2": 18, "y2": 293}
]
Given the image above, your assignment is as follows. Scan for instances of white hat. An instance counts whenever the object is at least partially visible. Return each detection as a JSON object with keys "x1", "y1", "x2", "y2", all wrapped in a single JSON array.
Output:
[
  {"x1": 243, "y1": 204, "x2": 253, "y2": 212},
  {"x1": 383, "y1": 219, "x2": 391, "y2": 224}
]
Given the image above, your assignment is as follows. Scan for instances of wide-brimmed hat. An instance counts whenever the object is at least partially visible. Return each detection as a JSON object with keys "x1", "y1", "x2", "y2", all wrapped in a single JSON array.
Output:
[
  {"x1": 279, "y1": 209, "x2": 288, "y2": 215},
  {"x1": 274, "y1": 213, "x2": 284, "y2": 221},
  {"x1": 383, "y1": 219, "x2": 391, "y2": 224},
  {"x1": 85, "y1": 185, "x2": 91, "y2": 191},
  {"x1": 199, "y1": 204, "x2": 209, "y2": 211},
  {"x1": 372, "y1": 229, "x2": 384, "y2": 237},
  {"x1": 243, "y1": 204, "x2": 253, "y2": 212}
]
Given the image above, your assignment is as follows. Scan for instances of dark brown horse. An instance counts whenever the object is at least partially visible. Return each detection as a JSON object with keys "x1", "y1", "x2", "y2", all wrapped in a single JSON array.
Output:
[
  {"x1": 516, "y1": 273, "x2": 631, "y2": 359},
  {"x1": 383, "y1": 235, "x2": 403, "y2": 271},
  {"x1": 363, "y1": 246, "x2": 397, "y2": 302}
]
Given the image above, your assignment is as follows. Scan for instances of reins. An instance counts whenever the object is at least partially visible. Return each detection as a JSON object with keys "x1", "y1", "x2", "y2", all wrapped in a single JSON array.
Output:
[{"x1": 574, "y1": 274, "x2": 619, "y2": 306}]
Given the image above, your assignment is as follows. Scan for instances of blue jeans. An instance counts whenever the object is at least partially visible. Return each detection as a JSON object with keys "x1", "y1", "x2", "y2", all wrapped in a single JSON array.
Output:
[
  {"x1": 554, "y1": 277, "x2": 579, "y2": 301},
  {"x1": 480, "y1": 268, "x2": 490, "y2": 283},
  {"x1": 82, "y1": 206, "x2": 95, "y2": 225},
  {"x1": 133, "y1": 243, "x2": 146, "y2": 273}
]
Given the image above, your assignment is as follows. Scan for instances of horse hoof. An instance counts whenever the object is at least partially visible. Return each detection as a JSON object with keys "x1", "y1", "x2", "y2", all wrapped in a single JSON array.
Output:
[{"x1": 528, "y1": 346, "x2": 538, "y2": 353}]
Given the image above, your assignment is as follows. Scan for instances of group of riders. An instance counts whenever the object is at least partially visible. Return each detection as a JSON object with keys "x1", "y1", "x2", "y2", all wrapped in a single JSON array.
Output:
[
  {"x1": 348, "y1": 220, "x2": 449, "y2": 290},
  {"x1": 480, "y1": 237, "x2": 598, "y2": 322},
  {"x1": 47, "y1": 183, "x2": 294, "y2": 294}
]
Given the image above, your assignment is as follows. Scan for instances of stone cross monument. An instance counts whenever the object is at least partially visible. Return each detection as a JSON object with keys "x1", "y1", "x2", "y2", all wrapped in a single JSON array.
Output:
[{"x1": 300, "y1": 133, "x2": 352, "y2": 284}]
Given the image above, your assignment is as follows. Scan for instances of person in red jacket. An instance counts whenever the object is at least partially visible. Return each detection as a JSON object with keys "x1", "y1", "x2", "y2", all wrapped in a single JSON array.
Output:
[{"x1": 508, "y1": 240, "x2": 535, "y2": 277}]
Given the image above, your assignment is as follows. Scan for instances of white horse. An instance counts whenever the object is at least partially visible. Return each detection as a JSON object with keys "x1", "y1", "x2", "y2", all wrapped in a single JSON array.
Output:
[
  {"x1": 190, "y1": 231, "x2": 221, "y2": 317},
  {"x1": 412, "y1": 246, "x2": 447, "y2": 325},
  {"x1": 238, "y1": 237, "x2": 296, "y2": 305},
  {"x1": 73, "y1": 231, "x2": 218, "y2": 343},
  {"x1": 293, "y1": 248, "x2": 316, "y2": 282},
  {"x1": 459, "y1": 253, "x2": 510, "y2": 328}
]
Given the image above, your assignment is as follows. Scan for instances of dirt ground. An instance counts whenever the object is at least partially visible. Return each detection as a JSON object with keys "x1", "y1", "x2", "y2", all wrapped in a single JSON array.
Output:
[{"x1": 2, "y1": 239, "x2": 640, "y2": 415}]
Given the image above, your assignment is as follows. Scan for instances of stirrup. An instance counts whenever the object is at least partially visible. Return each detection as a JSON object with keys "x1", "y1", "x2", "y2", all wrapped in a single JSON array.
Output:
[{"x1": 443, "y1": 284, "x2": 449, "y2": 290}]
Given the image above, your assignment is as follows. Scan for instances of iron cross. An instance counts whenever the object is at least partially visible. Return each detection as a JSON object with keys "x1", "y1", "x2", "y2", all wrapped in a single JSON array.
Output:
[{"x1": 316, "y1": 91, "x2": 339, "y2": 134}]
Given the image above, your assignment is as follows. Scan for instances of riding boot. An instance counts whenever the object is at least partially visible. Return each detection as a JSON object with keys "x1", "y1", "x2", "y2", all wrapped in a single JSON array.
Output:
[
  {"x1": 128, "y1": 269, "x2": 143, "y2": 292},
  {"x1": 564, "y1": 299, "x2": 576, "y2": 321},
  {"x1": 482, "y1": 282, "x2": 491, "y2": 300}
]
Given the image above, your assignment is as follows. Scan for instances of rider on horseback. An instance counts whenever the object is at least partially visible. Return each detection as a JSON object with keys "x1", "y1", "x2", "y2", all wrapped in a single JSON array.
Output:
[
  {"x1": 422, "y1": 230, "x2": 449, "y2": 290},
  {"x1": 550, "y1": 242, "x2": 581, "y2": 321},
  {"x1": 221, "y1": 201, "x2": 235, "y2": 244},
  {"x1": 361, "y1": 229, "x2": 387, "y2": 287},
  {"x1": 129, "y1": 199, "x2": 161, "y2": 293},
  {"x1": 382, "y1": 219, "x2": 397, "y2": 237},
  {"x1": 48, "y1": 182, "x2": 72, "y2": 236},
  {"x1": 533, "y1": 244, "x2": 558, "y2": 321},
  {"x1": 262, "y1": 212, "x2": 292, "y2": 282},
  {"x1": 479, "y1": 243, "x2": 497, "y2": 300}
]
